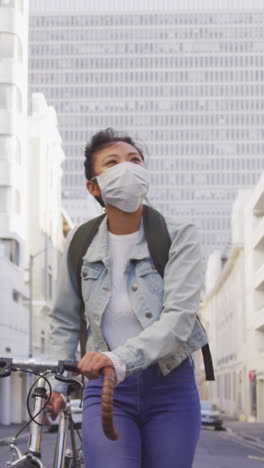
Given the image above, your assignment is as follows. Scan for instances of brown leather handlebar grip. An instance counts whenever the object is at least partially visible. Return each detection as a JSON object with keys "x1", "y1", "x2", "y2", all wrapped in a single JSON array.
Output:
[{"x1": 101, "y1": 367, "x2": 119, "y2": 441}]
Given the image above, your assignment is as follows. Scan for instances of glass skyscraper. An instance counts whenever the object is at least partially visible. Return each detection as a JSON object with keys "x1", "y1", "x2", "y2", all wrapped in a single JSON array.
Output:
[{"x1": 29, "y1": 0, "x2": 264, "y2": 259}]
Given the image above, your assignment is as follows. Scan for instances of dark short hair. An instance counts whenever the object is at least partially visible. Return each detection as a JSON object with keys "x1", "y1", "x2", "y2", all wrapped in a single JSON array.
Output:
[{"x1": 84, "y1": 128, "x2": 144, "y2": 181}]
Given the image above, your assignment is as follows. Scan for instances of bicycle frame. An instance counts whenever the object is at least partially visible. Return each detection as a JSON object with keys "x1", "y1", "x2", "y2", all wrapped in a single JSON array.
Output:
[
  {"x1": 53, "y1": 401, "x2": 83, "y2": 468},
  {"x1": 5, "y1": 375, "x2": 83, "y2": 468},
  {"x1": 0, "y1": 357, "x2": 117, "y2": 467},
  {"x1": 6, "y1": 375, "x2": 49, "y2": 468},
  {"x1": 53, "y1": 405, "x2": 71, "y2": 468}
]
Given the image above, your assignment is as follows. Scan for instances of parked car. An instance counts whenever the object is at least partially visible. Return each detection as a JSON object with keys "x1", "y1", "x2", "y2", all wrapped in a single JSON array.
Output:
[
  {"x1": 46, "y1": 398, "x2": 82, "y2": 432},
  {"x1": 200, "y1": 400, "x2": 223, "y2": 430}
]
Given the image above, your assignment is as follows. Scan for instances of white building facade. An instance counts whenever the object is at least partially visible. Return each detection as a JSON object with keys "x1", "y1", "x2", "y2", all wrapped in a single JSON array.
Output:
[
  {"x1": 0, "y1": 90, "x2": 69, "y2": 424},
  {"x1": 243, "y1": 173, "x2": 264, "y2": 422},
  {"x1": 29, "y1": 0, "x2": 264, "y2": 259},
  {"x1": 0, "y1": 0, "x2": 29, "y2": 424},
  {"x1": 27, "y1": 92, "x2": 67, "y2": 358},
  {"x1": 198, "y1": 176, "x2": 264, "y2": 422},
  {"x1": 198, "y1": 244, "x2": 248, "y2": 420},
  {"x1": 0, "y1": 1, "x2": 71, "y2": 425}
]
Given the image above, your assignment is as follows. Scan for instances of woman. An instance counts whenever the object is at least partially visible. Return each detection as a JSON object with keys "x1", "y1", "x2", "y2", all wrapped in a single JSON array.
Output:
[{"x1": 47, "y1": 128, "x2": 209, "y2": 468}]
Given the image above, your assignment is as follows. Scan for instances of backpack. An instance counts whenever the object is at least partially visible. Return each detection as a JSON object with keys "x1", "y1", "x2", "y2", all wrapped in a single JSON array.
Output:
[{"x1": 69, "y1": 204, "x2": 215, "y2": 381}]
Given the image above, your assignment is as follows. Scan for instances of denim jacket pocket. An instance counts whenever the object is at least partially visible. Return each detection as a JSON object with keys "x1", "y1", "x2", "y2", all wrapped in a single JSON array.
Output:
[
  {"x1": 81, "y1": 263, "x2": 102, "y2": 302},
  {"x1": 137, "y1": 262, "x2": 163, "y2": 295}
]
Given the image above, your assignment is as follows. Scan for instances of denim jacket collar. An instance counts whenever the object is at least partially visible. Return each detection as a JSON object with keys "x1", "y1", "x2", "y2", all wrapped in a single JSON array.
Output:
[{"x1": 82, "y1": 215, "x2": 150, "y2": 266}]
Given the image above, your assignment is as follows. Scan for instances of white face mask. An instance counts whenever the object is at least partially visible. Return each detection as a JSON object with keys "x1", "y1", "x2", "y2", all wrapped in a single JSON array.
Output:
[{"x1": 95, "y1": 161, "x2": 149, "y2": 212}]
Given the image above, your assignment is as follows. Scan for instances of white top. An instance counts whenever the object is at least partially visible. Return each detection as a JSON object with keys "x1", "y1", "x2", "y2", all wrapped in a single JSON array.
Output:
[
  {"x1": 102, "y1": 230, "x2": 142, "y2": 348},
  {"x1": 102, "y1": 230, "x2": 143, "y2": 384}
]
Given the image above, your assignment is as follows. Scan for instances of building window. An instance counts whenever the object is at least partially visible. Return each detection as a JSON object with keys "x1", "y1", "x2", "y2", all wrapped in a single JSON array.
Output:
[
  {"x1": 0, "y1": 135, "x2": 21, "y2": 164},
  {"x1": 0, "y1": 186, "x2": 10, "y2": 212},
  {"x1": 249, "y1": 372, "x2": 257, "y2": 415},
  {"x1": 0, "y1": 0, "x2": 23, "y2": 10},
  {"x1": 0, "y1": 84, "x2": 21, "y2": 112},
  {"x1": 0, "y1": 0, "x2": 15, "y2": 6},
  {"x1": 0, "y1": 238, "x2": 20, "y2": 265},
  {"x1": 224, "y1": 373, "x2": 231, "y2": 400},
  {"x1": 1, "y1": 187, "x2": 21, "y2": 214},
  {"x1": 0, "y1": 33, "x2": 22, "y2": 62},
  {"x1": 48, "y1": 268, "x2": 52, "y2": 301},
  {"x1": 233, "y1": 372, "x2": 236, "y2": 401},
  {"x1": 4, "y1": 187, "x2": 19, "y2": 213},
  {"x1": 12, "y1": 289, "x2": 19, "y2": 302},
  {"x1": 41, "y1": 336, "x2": 45, "y2": 354}
]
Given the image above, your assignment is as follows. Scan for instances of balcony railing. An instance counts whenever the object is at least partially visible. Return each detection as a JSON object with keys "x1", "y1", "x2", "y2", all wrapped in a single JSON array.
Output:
[
  {"x1": 253, "y1": 217, "x2": 264, "y2": 250},
  {"x1": 254, "y1": 263, "x2": 264, "y2": 291},
  {"x1": 252, "y1": 174, "x2": 264, "y2": 217},
  {"x1": 254, "y1": 306, "x2": 264, "y2": 332}
]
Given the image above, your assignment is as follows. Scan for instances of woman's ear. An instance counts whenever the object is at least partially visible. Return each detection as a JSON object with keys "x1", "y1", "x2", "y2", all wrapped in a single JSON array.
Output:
[{"x1": 86, "y1": 180, "x2": 101, "y2": 197}]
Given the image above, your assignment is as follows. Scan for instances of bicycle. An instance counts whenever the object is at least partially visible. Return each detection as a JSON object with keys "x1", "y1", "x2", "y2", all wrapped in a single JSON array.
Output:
[{"x1": 0, "y1": 358, "x2": 118, "y2": 468}]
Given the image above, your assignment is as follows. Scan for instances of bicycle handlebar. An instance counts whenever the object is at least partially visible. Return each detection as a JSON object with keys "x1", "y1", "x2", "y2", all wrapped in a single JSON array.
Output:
[
  {"x1": 0, "y1": 358, "x2": 79, "y2": 375},
  {"x1": 0, "y1": 357, "x2": 118, "y2": 441}
]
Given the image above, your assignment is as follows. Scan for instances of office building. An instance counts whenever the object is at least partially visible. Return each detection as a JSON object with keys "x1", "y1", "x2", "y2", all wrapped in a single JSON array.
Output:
[{"x1": 29, "y1": 0, "x2": 264, "y2": 258}]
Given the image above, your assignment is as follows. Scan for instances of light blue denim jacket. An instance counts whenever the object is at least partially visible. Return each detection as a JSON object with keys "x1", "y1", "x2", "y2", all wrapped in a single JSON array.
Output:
[{"x1": 48, "y1": 213, "x2": 208, "y2": 393}]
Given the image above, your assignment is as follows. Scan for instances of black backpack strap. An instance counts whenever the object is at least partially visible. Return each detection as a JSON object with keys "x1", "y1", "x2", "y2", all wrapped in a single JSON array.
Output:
[
  {"x1": 142, "y1": 205, "x2": 171, "y2": 277},
  {"x1": 197, "y1": 316, "x2": 215, "y2": 381},
  {"x1": 69, "y1": 214, "x2": 106, "y2": 297},
  {"x1": 201, "y1": 344, "x2": 215, "y2": 381},
  {"x1": 143, "y1": 205, "x2": 215, "y2": 381},
  {"x1": 69, "y1": 213, "x2": 106, "y2": 357}
]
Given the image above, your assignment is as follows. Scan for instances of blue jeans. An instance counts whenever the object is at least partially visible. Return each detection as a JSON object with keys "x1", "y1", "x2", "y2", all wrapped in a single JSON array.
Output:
[{"x1": 82, "y1": 358, "x2": 201, "y2": 468}]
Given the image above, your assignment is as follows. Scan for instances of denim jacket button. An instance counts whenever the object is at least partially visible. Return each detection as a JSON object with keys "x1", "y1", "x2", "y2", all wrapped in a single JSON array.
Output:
[
  {"x1": 82, "y1": 270, "x2": 88, "y2": 278},
  {"x1": 131, "y1": 283, "x2": 138, "y2": 291},
  {"x1": 166, "y1": 363, "x2": 172, "y2": 370},
  {"x1": 145, "y1": 312, "x2": 152, "y2": 318}
]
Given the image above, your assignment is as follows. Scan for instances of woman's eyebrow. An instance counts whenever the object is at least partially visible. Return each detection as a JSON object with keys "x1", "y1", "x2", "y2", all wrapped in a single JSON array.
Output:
[
  {"x1": 103, "y1": 153, "x2": 120, "y2": 160},
  {"x1": 103, "y1": 152, "x2": 139, "y2": 160}
]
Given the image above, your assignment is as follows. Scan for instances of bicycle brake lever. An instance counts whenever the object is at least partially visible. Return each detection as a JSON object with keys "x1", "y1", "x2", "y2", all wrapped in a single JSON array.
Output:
[
  {"x1": 54, "y1": 374, "x2": 84, "y2": 392},
  {"x1": 0, "y1": 358, "x2": 12, "y2": 377}
]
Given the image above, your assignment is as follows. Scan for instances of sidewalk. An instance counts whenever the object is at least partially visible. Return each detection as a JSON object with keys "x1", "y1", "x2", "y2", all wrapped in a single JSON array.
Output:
[
  {"x1": 224, "y1": 418, "x2": 264, "y2": 446},
  {"x1": 0, "y1": 423, "x2": 29, "y2": 446}
]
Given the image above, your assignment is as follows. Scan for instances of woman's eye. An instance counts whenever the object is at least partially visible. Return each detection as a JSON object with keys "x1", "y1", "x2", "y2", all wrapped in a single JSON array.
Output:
[
  {"x1": 106, "y1": 160, "x2": 117, "y2": 166},
  {"x1": 131, "y1": 157, "x2": 141, "y2": 163}
]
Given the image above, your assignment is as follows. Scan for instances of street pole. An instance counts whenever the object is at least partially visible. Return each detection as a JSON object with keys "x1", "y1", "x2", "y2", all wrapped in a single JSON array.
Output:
[
  {"x1": 28, "y1": 248, "x2": 48, "y2": 358},
  {"x1": 29, "y1": 254, "x2": 33, "y2": 358}
]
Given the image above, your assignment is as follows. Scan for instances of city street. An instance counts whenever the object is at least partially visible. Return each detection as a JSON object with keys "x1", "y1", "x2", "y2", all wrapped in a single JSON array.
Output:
[
  {"x1": 1, "y1": 426, "x2": 264, "y2": 467},
  {"x1": 194, "y1": 429, "x2": 264, "y2": 468}
]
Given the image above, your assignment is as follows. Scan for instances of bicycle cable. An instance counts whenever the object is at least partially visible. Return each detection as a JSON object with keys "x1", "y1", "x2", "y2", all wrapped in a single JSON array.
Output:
[
  {"x1": 14, "y1": 370, "x2": 52, "y2": 440},
  {"x1": 26, "y1": 372, "x2": 52, "y2": 425},
  {"x1": 69, "y1": 413, "x2": 82, "y2": 444}
]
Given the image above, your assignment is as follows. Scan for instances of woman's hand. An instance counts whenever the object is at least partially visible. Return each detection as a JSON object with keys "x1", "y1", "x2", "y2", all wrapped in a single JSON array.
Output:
[
  {"x1": 77, "y1": 351, "x2": 114, "y2": 379},
  {"x1": 46, "y1": 392, "x2": 65, "y2": 420}
]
